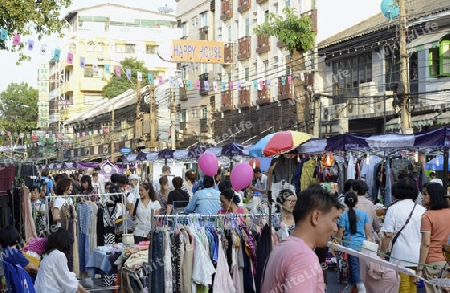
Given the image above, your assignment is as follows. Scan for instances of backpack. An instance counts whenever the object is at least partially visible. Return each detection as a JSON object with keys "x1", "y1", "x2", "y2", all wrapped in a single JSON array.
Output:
[{"x1": 133, "y1": 199, "x2": 139, "y2": 217}]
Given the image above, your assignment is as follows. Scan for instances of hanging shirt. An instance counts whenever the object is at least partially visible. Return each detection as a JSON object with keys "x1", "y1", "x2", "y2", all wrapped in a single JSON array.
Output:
[{"x1": 347, "y1": 153, "x2": 356, "y2": 180}]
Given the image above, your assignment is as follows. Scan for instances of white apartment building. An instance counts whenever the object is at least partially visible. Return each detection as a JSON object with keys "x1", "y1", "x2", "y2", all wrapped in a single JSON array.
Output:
[{"x1": 176, "y1": 0, "x2": 317, "y2": 147}]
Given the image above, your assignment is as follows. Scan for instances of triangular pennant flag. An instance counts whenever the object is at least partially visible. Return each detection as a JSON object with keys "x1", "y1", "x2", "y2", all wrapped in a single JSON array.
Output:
[
  {"x1": 45, "y1": 134, "x2": 49, "y2": 139},
  {"x1": 137, "y1": 72, "x2": 142, "y2": 81},
  {"x1": 40, "y1": 44, "x2": 47, "y2": 56},
  {"x1": 80, "y1": 56, "x2": 85, "y2": 68},
  {"x1": 82, "y1": 132, "x2": 86, "y2": 137},
  {"x1": 126, "y1": 69, "x2": 131, "y2": 80},
  {"x1": 88, "y1": 131, "x2": 92, "y2": 136},
  {"x1": 213, "y1": 81, "x2": 218, "y2": 91},
  {"x1": 169, "y1": 76, "x2": 174, "y2": 85},
  {"x1": 76, "y1": 133, "x2": 80, "y2": 138},
  {"x1": 158, "y1": 75, "x2": 163, "y2": 85},
  {"x1": 253, "y1": 80, "x2": 258, "y2": 89},
  {"x1": 105, "y1": 64, "x2": 110, "y2": 74},
  {"x1": 187, "y1": 80, "x2": 192, "y2": 90},
  {"x1": 222, "y1": 82, "x2": 226, "y2": 91},
  {"x1": 281, "y1": 76, "x2": 286, "y2": 86},
  {"x1": 229, "y1": 82, "x2": 234, "y2": 91},
  {"x1": 0, "y1": 28, "x2": 8, "y2": 41},
  {"x1": 67, "y1": 53, "x2": 73, "y2": 64},
  {"x1": 287, "y1": 75, "x2": 292, "y2": 84},
  {"x1": 12, "y1": 34, "x2": 20, "y2": 46},
  {"x1": 99, "y1": 129, "x2": 103, "y2": 134},
  {"x1": 179, "y1": 79, "x2": 184, "y2": 88},
  {"x1": 26, "y1": 134, "x2": 30, "y2": 139},
  {"x1": 27, "y1": 39, "x2": 34, "y2": 51},
  {"x1": 115, "y1": 66, "x2": 121, "y2": 77},
  {"x1": 266, "y1": 79, "x2": 271, "y2": 89},
  {"x1": 246, "y1": 81, "x2": 251, "y2": 90},
  {"x1": 93, "y1": 62, "x2": 98, "y2": 71},
  {"x1": 57, "y1": 133, "x2": 62, "y2": 139},
  {"x1": 147, "y1": 73, "x2": 153, "y2": 83},
  {"x1": 204, "y1": 81, "x2": 209, "y2": 91},
  {"x1": 195, "y1": 80, "x2": 200, "y2": 90},
  {"x1": 53, "y1": 49, "x2": 61, "y2": 61},
  {"x1": 258, "y1": 80, "x2": 264, "y2": 90},
  {"x1": 237, "y1": 81, "x2": 242, "y2": 91},
  {"x1": 94, "y1": 130, "x2": 98, "y2": 135}
]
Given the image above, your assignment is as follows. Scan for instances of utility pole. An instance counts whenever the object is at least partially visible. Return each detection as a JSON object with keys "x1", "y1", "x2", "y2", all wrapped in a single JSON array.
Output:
[
  {"x1": 170, "y1": 88, "x2": 176, "y2": 150},
  {"x1": 147, "y1": 85, "x2": 157, "y2": 150},
  {"x1": 110, "y1": 104, "x2": 115, "y2": 162},
  {"x1": 135, "y1": 80, "x2": 142, "y2": 118},
  {"x1": 399, "y1": 0, "x2": 413, "y2": 134}
]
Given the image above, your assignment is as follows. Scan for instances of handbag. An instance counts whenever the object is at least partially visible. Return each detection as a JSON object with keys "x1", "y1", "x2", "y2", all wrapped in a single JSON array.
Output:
[{"x1": 391, "y1": 203, "x2": 417, "y2": 249}]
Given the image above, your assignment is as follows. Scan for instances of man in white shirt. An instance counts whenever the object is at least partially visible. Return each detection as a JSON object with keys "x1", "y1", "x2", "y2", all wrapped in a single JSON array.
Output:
[
  {"x1": 250, "y1": 167, "x2": 268, "y2": 214},
  {"x1": 429, "y1": 171, "x2": 443, "y2": 186},
  {"x1": 94, "y1": 166, "x2": 106, "y2": 193},
  {"x1": 153, "y1": 165, "x2": 173, "y2": 193}
]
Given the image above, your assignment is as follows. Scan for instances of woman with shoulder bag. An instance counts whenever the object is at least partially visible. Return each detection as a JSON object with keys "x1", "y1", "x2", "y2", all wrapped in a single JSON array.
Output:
[
  {"x1": 415, "y1": 183, "x2": 450, "y2": 293},
  {"x1": 380, "y1": 178, "x2": 426, "y2": 293}
]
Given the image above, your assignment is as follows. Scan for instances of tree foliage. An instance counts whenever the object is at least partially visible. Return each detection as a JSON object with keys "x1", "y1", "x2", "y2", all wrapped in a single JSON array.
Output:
[
  {"x1": 0, "y1": 82, "x2": 38, "y2": 145},
  {"x1": 254, "y1": 7, "x2": 315, "y2": 53},
  {"x1": 0, "y1": 0, "x2": 72, "y2": 63},
  {"x1": 102, "y1": 57, "x2": 152, "y2": 98}
]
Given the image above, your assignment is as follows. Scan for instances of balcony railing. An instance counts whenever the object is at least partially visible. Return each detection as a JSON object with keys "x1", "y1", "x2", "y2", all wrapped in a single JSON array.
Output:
[
  {"x1": 224, "y1": 43, "x2": 233, "y2": 63},
  {"x1": 256, "y1": 87, "x2": 271, "y2": 105},
  {"x1": 237, "y1": 36, "x2": 251, "y2": 61},
  {"x1": 200, "y1": 26, "x2": 208, "y2": 40},
  {"x1": 278, "y1": 76, "x2": 293, "y2": 100},
  {"x1": 238, "y1": 89, "x2": 250, "y2": 108},
  {"x1": 220, "y1": 0, "x2": 233, "y2": 20},
  {"x1": 220, "y1": 90, "x2": 233, "y2": 112},
  {"x1": 237, "y1": 0, "x2": 251, "y2": 12},
  {"x1": 256, "y1": 35, "x2": 270, "y2": 54}
]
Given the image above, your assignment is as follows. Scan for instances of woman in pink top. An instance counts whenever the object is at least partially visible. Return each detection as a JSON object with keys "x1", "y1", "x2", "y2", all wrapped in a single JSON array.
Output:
[{"x1": 219, "y1": 189, "x2": 250, "y2": 226}]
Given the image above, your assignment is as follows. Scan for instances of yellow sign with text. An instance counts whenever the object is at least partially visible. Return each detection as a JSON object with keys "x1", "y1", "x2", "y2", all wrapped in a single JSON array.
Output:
[{"x1": 171, "y1": 40, "x2": 225, "y2": 64}]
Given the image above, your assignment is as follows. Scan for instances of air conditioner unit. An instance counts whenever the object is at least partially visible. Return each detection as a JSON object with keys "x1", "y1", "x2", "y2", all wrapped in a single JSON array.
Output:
[
  {"x1": 359, "y1": 98, "x2": 375, "y2": 114},
  {"x1": 374, "y1": 96, "x2": 394, "y2": 113},
  {"x1": 323, "y1": 105, "x2": 334, "y2": 121},
  {"x1": 359, "y1": 81, "x2": 377, "y2": 97}
]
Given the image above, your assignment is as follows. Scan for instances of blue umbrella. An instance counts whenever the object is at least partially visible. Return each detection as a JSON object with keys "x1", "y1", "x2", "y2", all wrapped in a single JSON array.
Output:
[
  {"x1": 136, "y1": 151, "x2": 148, "y2": 161},
  {"x1": 221, "y1": 142, "x2": 244, "y2": 157},
  {"x1": 426, "y1": 156, "x2": 450, "y2": 171},
  {"x1": 249, "y1": 133, "x2": 275, "y2": 158}
]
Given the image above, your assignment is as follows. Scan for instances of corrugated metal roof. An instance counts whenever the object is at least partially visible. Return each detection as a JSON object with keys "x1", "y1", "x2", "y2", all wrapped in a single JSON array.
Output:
[{"x1": 319, "y1": 0, "x2": 450, "y2": 49}]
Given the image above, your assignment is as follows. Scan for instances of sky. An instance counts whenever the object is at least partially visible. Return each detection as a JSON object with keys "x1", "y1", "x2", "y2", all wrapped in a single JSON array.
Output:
[{"x1": 0, "y1": 0, "x2": 382, "y2": 93}]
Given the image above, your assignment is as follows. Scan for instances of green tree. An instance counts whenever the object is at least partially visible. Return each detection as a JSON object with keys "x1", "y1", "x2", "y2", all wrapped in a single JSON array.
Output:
[
  {"x1": 254, "y1": 7, "x2": 315, "y2": 53},
  {"x1": 0, "y1": 82, "x2": 38, "y2": 145},
  {"x1": 102, "y1": 57, "x2": 152, "y2": 98},
  {"x1": 0, "y1": 0, "x2": 72, "y2": 63}
]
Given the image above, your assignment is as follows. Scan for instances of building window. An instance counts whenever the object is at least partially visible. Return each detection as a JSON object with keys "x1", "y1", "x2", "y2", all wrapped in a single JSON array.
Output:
[
  {"x1": 86, "y1": 42, "x2": 94, "y2": 52},
  {"x1": 285, "y1": 0, "x2": 291, "y2": 7},
  {"x1": 227, "y1": 26, "x2": 232, "y2": 42},
  {"x1": 202, "y1": 63, "x2": 208, "y2": 74},
  {"x1": 146, "y1": 45, "x2": 159, "y2": 54},
  {"x1": 264, "y1": 61, "x2": 269, "y2": 79},
  {"x1": 97, "y1": 43, "x2": 104, "y2": 53},
  {"x1": 331, "y1": 51, "x2": 373, "y2": 97},
  {"x1": 181, "y1": 22, "x2": 188, "y2": 37},
  {"x1": 245, "y1": 67, "x2": 250, "y2": 81},
  {"x1": 84, "y1": 65, "x2": 94, "y2": 77},
  {"x1": 200, "y1": 12, "x2": 208, "y2": 28},
  {"x1": 181, "y1": 109, "x2": 187, "y2": 122},
  {"x1": 115, "y1": 44, "x2": 135, "y2": 53},
  {"x1": 192, "y1": 17, "x2": 198, "y2": 28},
  {"x1": 192, "y1": 108, "x2": 200, "y2": 118},
  {"x1": 245, "y1": 18, "x2": 250, "y2": 36},
  {"x1": 201, "y1": 106, "x2": 208, "y2": 119},
  {"x1": 429, "y1": 40, "x2": 450, "y2": 77},
  {"x1": 265, "y1": 10, "x2": 269, "y2": 20}
]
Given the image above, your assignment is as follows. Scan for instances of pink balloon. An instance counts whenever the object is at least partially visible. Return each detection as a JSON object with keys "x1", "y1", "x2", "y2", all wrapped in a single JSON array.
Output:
[
  {"x1": 230, "y1": 163, "x2": 254, "y2": 191},
  {"x1": 198, "y1": 151, "x2": 219, "y2": 177}
]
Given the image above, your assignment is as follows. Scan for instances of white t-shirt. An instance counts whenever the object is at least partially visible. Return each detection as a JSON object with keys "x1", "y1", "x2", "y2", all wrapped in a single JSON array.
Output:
[
  {"x1": 381, "y1": 199, "x2": 426, "y2": 267},
  {"x1": 255, "y1": 174, "x2": 268, "y2": 194},
  {"x1": 430, "y1": 178, "x2": 443, "y2": 186},
  {"x1": 134, "y1": 199, "x2": 161, "y2": 237},
  {"x1": 53, "y1": 196, "x2": 73, "y2": 227}
]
